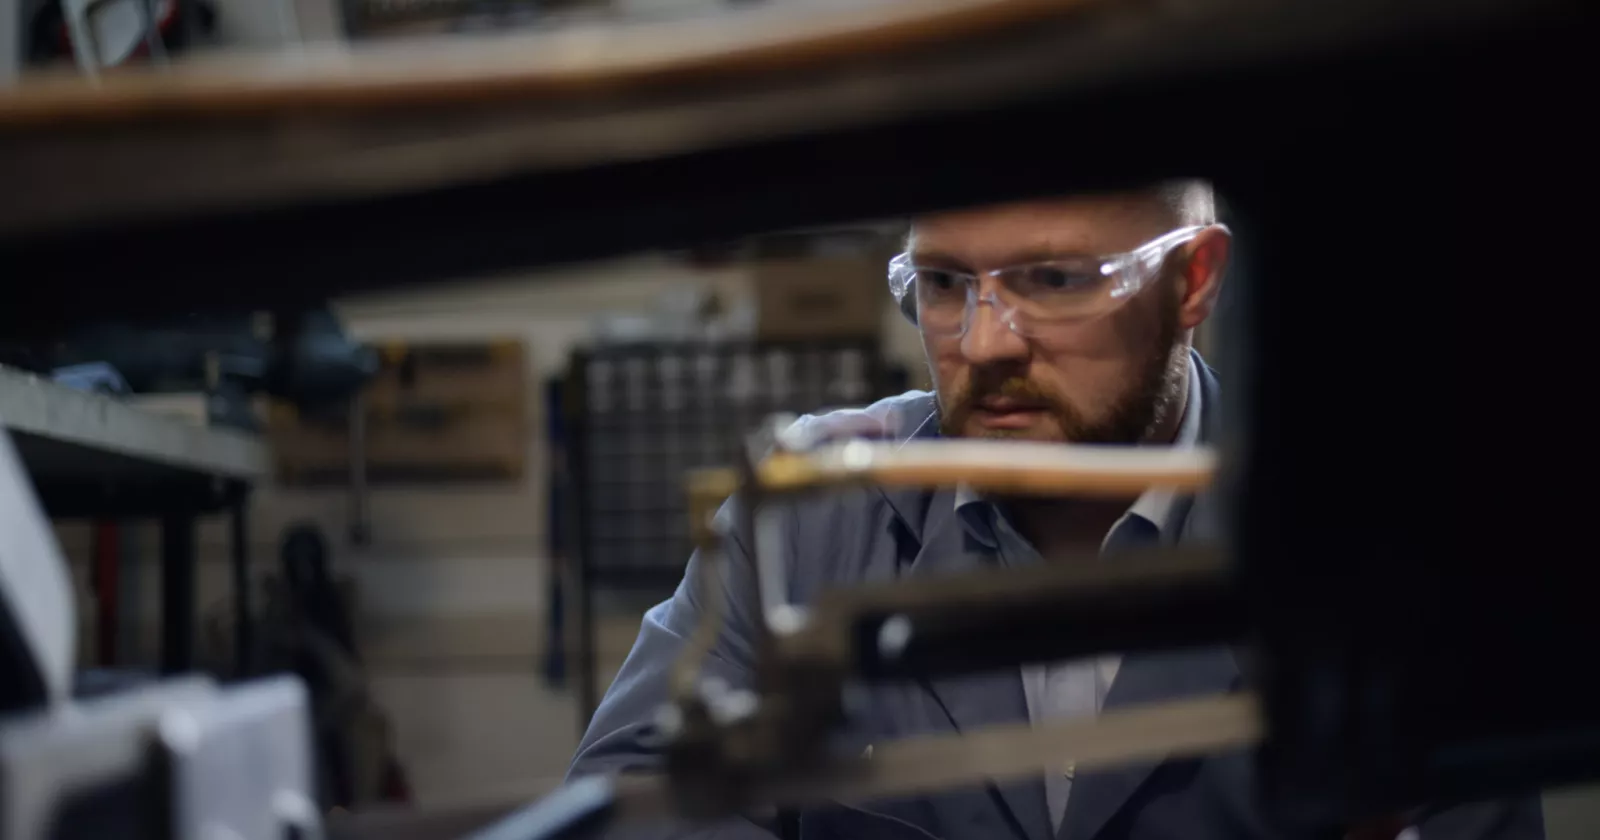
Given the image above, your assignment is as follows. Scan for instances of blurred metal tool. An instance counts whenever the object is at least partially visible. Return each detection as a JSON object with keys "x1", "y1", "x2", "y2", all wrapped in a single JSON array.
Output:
[
  {"x1": 0, "y1": 409, "x2": 324, "y2": 840},
  {"x1": 467, "y1": 693, "x2": 1259, "y2": 840},
  {"x1": 625, "y1": 431, "x2": 1241, "y2": 830},
  {"x1": 0, "y1": 675, "x2": 324, "y2": 840},
  {"x1": 61, "y1": 0, "x2": 166, "y2": 77},
  {"x1": 703, "y1": 438, "x2": 1214, "y2": 497}
]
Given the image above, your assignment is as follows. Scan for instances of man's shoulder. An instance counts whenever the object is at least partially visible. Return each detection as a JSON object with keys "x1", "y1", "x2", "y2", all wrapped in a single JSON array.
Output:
[
  {"x1": 785, "y1": 390, "x2": 938, "y2": 447},
  {"x1": 766, "y1": 393, "x2": 936, "y2": 592}
]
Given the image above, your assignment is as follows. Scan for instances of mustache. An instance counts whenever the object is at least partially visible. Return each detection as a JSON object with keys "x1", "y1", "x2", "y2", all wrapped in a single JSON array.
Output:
[
  {"x1": 942, "y1": 373, "x2": 1069, "y2": 430},
  {"x1": 969, "y1": 376, "x2": 1058, "y2": 405},
  {"x1": 962, "y1": 371, "x2": 1066, "y2": 409}
]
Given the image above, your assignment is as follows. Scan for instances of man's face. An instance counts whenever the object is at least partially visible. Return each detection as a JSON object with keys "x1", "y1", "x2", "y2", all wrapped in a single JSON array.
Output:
[{"x1": 910, "y1": 195, "x2": 1196, "y2": 444}]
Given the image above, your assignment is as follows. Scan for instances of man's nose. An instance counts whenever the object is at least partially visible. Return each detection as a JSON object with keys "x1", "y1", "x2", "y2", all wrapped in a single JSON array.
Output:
[{"x1": 960, "y1": 295, "x2": 1029, "y2": 364}]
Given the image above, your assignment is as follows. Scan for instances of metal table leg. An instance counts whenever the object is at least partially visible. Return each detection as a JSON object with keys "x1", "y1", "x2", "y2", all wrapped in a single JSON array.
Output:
[
  {"x1": 161, "y1": 511, "x2": 196, "y2": 674},
  {"x1": 576, "y1": 550, "x2": 598, "y2": 731},
  {"x1": 569, "y1": 360, "x2": 599, "y2": 732},
  {"x1": 230, "y1": 494, "x2": 251, "y2": 676}
]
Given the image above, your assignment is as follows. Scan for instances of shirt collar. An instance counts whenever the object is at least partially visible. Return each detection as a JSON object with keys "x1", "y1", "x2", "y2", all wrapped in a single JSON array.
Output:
[{"x1": 954, "y1": 356, "x2": 1202, "y2": 542}]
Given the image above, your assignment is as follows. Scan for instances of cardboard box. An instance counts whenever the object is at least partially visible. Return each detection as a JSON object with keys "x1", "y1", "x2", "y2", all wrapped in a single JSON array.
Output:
[
  {"x1": 754, "y1": 257, "x2": 887, "y2": 340},
  {"x1": 271, "y1": 340, "x2": 527, "y2": 484}
]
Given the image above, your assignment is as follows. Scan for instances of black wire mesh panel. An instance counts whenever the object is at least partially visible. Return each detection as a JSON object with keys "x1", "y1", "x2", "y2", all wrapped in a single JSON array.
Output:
[
  {"x1": 570, "y1": 338, "x2": 891, "y2": 591},
  {"x1": 567, "y1": 338, "x2": 900, "y2": 726}
]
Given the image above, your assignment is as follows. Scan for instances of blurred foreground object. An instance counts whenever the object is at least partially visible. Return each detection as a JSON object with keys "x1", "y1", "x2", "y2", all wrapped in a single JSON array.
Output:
[
  {"x1": 0, "y1": 0, "x2": 1596, "y2": 836},
  {"x1": 16, "y1": 0, "x2": 219, "y2": 76},
  {"x1": 0, "y1": 390, "x2": 321, "y2": 840},
  {"x1": 5, "y1": 0, "x2": 1587, "y2": 321},
  {"x1": 0, "y1": 675, "x2": 323, "y2": 840}
]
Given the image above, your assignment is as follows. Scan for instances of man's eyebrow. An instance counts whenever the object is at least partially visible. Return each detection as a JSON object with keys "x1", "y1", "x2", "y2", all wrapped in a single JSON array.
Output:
[
  {"x1": 908, "y1": 245, "x2": 1094, "y2": 269},
  {"x1": 905, "y1": 249, "x2": 970, "y2": 270}
]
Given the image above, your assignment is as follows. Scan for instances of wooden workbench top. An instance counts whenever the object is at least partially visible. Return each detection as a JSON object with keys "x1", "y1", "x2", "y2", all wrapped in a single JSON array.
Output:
[{"x1": 0, "y1": 0, "x2": 1093, "y2": 124}]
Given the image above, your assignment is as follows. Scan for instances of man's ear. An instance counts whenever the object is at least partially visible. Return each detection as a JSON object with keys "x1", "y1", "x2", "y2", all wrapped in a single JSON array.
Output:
[{"x1": 1177, "y1": 225, "x2": 1231, "y2": 330}]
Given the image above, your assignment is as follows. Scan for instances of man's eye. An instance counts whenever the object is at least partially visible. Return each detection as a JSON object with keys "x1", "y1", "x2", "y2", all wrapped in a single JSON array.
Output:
[
  {"x1": 916, "y1": 269, "x2": 963, "y2": 293},
  {"x1": 1021, "y1": 266, "x2": 1098, "y2": 293}
]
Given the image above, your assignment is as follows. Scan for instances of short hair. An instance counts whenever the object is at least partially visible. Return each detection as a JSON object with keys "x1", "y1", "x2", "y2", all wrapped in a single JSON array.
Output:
[
  {"x1": 1154, "y1": 179, "x2": 1217, "y2": 227},
  {"x1": 899, "y1": 179, "x2": 1218, "y2": 250}
]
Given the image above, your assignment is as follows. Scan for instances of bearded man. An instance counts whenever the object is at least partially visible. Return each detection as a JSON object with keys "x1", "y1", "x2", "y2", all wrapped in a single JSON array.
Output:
[{"x1": 570, "y1": 184, "x2": 1544, "y2": 840}]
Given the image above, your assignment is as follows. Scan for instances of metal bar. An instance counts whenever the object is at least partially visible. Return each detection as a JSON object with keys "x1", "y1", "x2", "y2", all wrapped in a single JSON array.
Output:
[
  {"x1": 575, "y1": 552, "x2": 597, "y2": 729},
  {"x1": 348, "y1": 391, "x2": 371, "y2": 546},
  {"x1": 230, "y1": 492, "x2": 252, "y2": 675},
  {"x1": 160, "y1": 511, "x2": 196, "y2": 673},
  {"x1": 789, "y1": 693, "x2": 1262, "y2": 806},
  {"x1": 673, "y1": 483, "x2": 728, "y2": 701},
  {"x1": 138, "y1": 0, "x2": 168, "y2": 65},
  {"x1": 559, "y1": 693, "x2": 1262, "y2": 833},
  {"x1": 828, "y1": 547, "x2": 1241, "y2": 679},
  {"x1": 543, "y1": 376, "x2": 570, "y2": 688},
  {"x1": 761, "y1": 440, "x2": 1215, "y2": 497},
  {"x1": 569, "y1": 354, "x2": 599, "y2": 730},
  {"x1": 738, "y1": 419, "x2": 787, "y2": 641},
  {"x1": 753, "y1": 504, "x2": 791, "y2": 632},
  {"x1": 689, "y1": 441, "x2": 1214, "y2": 501}
]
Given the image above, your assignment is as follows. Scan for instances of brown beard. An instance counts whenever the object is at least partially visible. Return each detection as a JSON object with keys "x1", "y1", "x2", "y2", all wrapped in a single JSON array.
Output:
[{"x1": 937, "y1": 286, "x2": 1186, "y2": 444}]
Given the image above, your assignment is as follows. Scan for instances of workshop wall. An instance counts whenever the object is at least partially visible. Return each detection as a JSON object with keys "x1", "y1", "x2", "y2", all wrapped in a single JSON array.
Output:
[
  {"x1": 54, "y1": 249, "x2": 923, "y2": 805},
  {"x1": 323, "y1": 251, "x2": 917, "y2": 659}
]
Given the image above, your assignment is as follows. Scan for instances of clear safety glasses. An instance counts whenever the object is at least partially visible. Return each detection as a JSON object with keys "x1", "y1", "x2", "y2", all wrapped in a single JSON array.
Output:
[{"x1": 887, "y1": 225, "x2": 1216, "y2": 338}]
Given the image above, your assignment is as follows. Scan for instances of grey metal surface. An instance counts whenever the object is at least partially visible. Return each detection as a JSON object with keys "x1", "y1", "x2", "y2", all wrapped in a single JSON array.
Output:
[
  {"x1": 169, "y1": 676, "x2": 323, "y2": 840},
  {"x1": 0, "y1": 421, "x2": 75, "y2": 707},
  {"x1": 0, "y1": 674, "x2": 324, "y2": 840},
  {"x1": 0, "y1": 676, "x2": 213, "y2": 839},
  {"x1": 0, "y1": 364, "x2": 268, "y2": 482}
]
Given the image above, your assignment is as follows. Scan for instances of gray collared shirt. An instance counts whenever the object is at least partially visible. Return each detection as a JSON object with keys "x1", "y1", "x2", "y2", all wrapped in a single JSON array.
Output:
[{"x1": 953, "y1": 359, "x2": 1203, "y2": 834}]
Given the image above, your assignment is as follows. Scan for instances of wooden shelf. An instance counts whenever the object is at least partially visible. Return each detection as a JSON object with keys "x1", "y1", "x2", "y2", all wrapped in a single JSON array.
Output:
[
  {"x1": 0, "y1": 0, "x2": 1112, "y2": 237},
  {"x1": 0, "y1": 0, "x2": 1584, "y2": 331},
  {"x1": 0, "y1": 0, "x2": 1091, "y2": 122}
]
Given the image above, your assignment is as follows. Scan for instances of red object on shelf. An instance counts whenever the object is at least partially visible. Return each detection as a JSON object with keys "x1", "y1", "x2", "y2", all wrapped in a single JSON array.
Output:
[
  {"x1": 91, "y1": 520, "x2": 120, "y2": 666},
  {"x1": 382, "y1": 757, "x2": 413, "y2": 804}
]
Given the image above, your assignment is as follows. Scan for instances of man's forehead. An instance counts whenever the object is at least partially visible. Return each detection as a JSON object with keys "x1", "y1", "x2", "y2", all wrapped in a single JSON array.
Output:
[{"x1": 908, "y1": 195, "x2": 1171, "y2": 266}]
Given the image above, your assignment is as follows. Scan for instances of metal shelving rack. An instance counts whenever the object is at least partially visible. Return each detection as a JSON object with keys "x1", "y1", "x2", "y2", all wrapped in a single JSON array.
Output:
[
  {"x1": 566, "y1": 337, "x2": 899, "y2": 724},
  {"x1": 0, "y1": 364, "x2": 268, "y2": 678}
]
